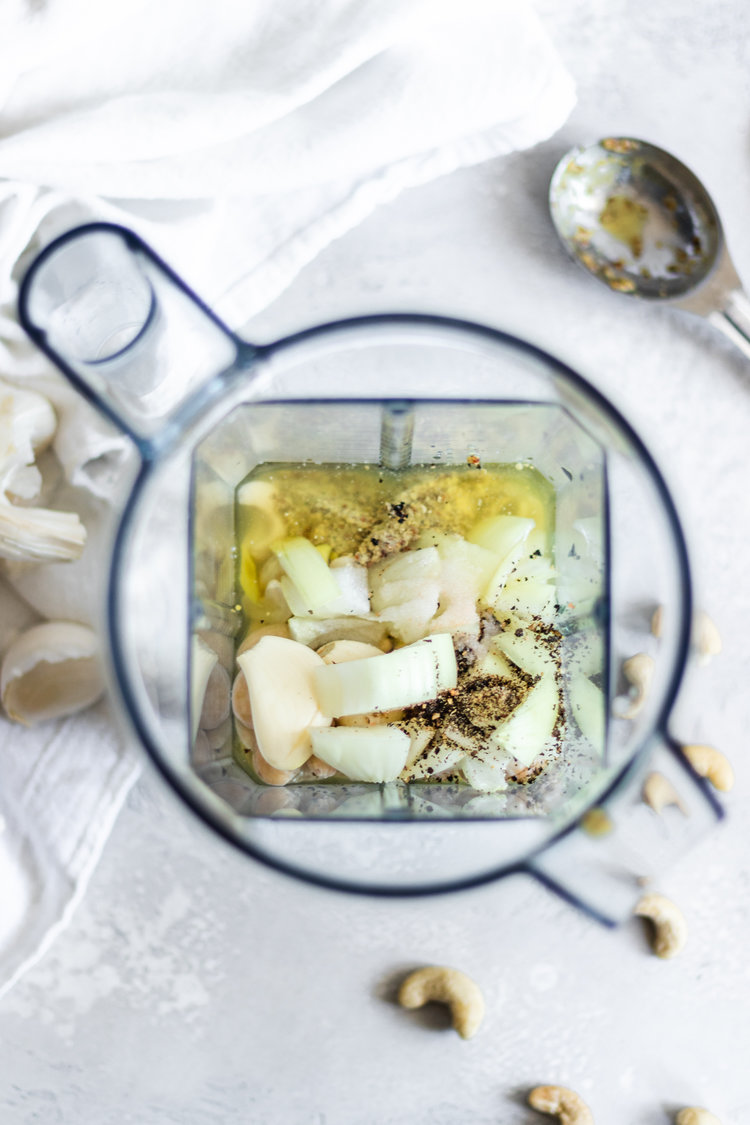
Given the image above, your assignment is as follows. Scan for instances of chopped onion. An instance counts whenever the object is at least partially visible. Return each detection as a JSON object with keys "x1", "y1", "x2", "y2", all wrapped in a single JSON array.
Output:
[
  {"x1": 288, "y1": 615, "x2": 389, "y2": 649},
  {"x1": 369, "y1": 547, "x2": 441, "y2": 611},
  {"x1": 488, "y1": 673, "x2": 558, "y2": 767},
  {"x1": 310, "y1": 726, "x2": 410, "y2": 782},
  {"x1": 467, "y1": 514, "x2": 535, "y2": 558},
  {"x1": 272, "y1": 536, "x2": 341, "y2": 613},
  {"x1": 429, "y1": 633, "x2": 459, "y2": 690},
  {"x1": 568, "y1": 674, "x2": 606, "y2": 749},
  {"x1": 280, "y1": 560, "x2": 369, "y2": 619},
  {"x1": 493, "y1": 625, "x2": 556, "y2": 677},
  {"x1": 401, "y1": 736, "x2": 464, "y2": 781},
  {"x1": 313, "y1": 633, "x2": 457, "y2": 718},
  {"x1": 473, "y1": 515, "x2": 537, "y2": 605},
  {"x1": 495, "y1": 576, "x2": 557, "y2": 620},
  {"x1": 474, "y1": 649, "x2": 515, "y2": 679},
  {"x1": 461, "y1": 751, "x2": 512, "y2": 792},
  {"x1": 377, "y1": 589, "x2": 440, "y2": 644}
]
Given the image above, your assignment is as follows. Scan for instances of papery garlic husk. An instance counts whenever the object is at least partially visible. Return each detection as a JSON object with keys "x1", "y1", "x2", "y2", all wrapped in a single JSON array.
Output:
[
  {"x1": 0, "y1": 501, "x2": 87, "y2": 563},
  {"x1": 0, "y1": 380, "x2": 87, "y2": 563},
  {"x1": 2, "y1": 484, "x2": 107, "y2": 624},
  {"x1": 0, "y1": 380, "x2": 57, "y2": 498},
  {"x1": 0, "y1": 621, "x2": 105, "y2": 724}
]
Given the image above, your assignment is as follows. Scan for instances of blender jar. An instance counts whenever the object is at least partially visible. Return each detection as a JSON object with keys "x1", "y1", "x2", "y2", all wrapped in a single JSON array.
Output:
[{"x1": 18, "y1": 223, "x2": 723, "y2": 922}]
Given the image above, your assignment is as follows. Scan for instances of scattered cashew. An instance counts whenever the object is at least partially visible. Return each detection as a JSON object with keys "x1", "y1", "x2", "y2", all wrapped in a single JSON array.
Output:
[
  {"x1": 675, "y1": 1108, "x2": 722, "y2": 1125},
  {"x1": 237, "y1": 621, "x2": 291, "y2": 655},
  {"x1": 581, "y1": 807, "x2": 613, "y2": 837},
  {"x1": 251, "y1": 748, "x2": 295, "y2": 787},
  {"x1": 306, "y1": 754, "x2": 339, "y2": 779},
  {"x1": 199, "y1": 662, "x2": 232, "y2": 730},
  {"x1": 634, "y1": 892, "x2": 687, "y2": 958},
  {"x1": 681, "y1": 743, "x2": 734, "y2": 792},
  {"x1": 642, "y1": 771, "x2": 686, "y2": 814},
  {"x1": 617, "y1": 652, "x2": 654, "y2": 719},
  {"x1": 650, "y1": 607, "x2": 721, "y2": 667},
  {"x1": 235, "y1": 716, "x2": 258, "y2": 751},
  {"x1": 527, "y1": 1085, "x2": 594, "y2": 1125},
  {"x1": 691, "y1": 611, "x2": 722, "y2": 666},
  {"x1": 397, "y1": 966, "x2": 484, "y2": 1040},
  {"x1": 253, "y1": 787, "x2": 296, "y2": 816},
  {"x1": 232, "y1": 669, "x2": 253, "y2": 727}
]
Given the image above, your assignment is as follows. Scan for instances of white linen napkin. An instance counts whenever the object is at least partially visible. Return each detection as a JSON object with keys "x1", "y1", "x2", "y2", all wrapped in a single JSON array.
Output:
[{"x1": 0, "y1": 0, "x2": 575, "y2": 996}]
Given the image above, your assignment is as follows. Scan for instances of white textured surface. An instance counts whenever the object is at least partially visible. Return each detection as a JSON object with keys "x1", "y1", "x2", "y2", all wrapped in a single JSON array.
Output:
[{"x1": 2, "y1": 1, "x2": 750, "y2": 1122}]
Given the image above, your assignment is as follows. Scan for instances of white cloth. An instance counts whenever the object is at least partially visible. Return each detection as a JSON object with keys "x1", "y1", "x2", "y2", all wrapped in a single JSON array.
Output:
[{"x1": 0, "y1": 0, "x2": 575, "y2": 995}]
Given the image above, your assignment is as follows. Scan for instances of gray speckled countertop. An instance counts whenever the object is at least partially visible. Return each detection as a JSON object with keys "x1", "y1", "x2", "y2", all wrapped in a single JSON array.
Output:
[{"x1": 3, "y1": 2, "x2": 750, "y2": 1121}]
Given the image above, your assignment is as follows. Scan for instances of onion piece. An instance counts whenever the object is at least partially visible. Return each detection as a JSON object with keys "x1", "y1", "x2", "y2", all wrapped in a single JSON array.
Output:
[
  {"x1": 461, "y1": 752, "x2": 512, "y2": 792},
  {"x1": 568, "y1": 674, "x2": 606, "y2": 749},
  {"x1": 313, "y1": 633, "x2": 457, "y2": 718},
  {"x1": 488, "y1": 673, "x2": 558, "y2": 767},
  {"x1": 493, "y1": 625, "x2": 556, "y2": 677},
  {"x1": 468, "y1": 514, "x2": 534, "y2": 557},
  {"x1": 272, "y1": 536, "x2": 341, "y2": 613},
  {"x1": 310, "y1": 726, "x2": 410, "y2": 782},
  {"x1": 495, "y1": 575, "x2": 557, "y2": 620},
  {"x1": 288, "y1": 615, "x2": 389, "y2": 649},
  {"x1": 280, "y1": 560, "x2": 369, "y2": 619}
]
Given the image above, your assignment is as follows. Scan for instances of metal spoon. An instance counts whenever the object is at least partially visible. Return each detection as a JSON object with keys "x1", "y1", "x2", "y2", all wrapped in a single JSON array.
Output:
[{"x1": 549, "y1": 136, "x2": 750, "y2": 359}]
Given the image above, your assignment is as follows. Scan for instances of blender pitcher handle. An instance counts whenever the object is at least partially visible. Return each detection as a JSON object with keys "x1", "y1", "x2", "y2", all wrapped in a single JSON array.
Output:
[
  {"x1": 18, "y1": 223, "x2": 246, "y2": 452},
  {"x1": 526, "y1": 732, "x2": 724, "y2": 926}
]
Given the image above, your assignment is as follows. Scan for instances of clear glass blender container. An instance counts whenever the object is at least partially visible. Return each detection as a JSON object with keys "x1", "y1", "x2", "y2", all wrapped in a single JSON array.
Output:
[{"x1": 18, "y1": 223, "x2": 723, "y2": 923}]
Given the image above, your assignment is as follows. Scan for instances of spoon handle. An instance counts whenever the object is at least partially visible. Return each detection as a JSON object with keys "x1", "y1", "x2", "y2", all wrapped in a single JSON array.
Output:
[{"x1": 708, "y1": 288, "x2": 750, "y2": 362}]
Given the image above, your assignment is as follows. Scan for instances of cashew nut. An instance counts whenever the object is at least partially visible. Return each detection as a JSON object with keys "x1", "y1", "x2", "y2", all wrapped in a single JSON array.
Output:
[
  {"x1": 397, "y1": 966, "x2": 484, "y2": 1039},
  {"x1": 237, "y1": 621, "x2": 291, "y2": 655},
  {"x1": 251, "y1": 748, "x2": 295, "y2": 787},
  {"x1": 527, "y1": 1085, "x2": 593, "y2": 1124},
  {"x1": 680, "y1": 743, "x2": 734, "y2": 792},
  {"x1": 306, "y1": 754, "x2": 339, "y2": 779},
  {"x1": 634, "y1": 892, "x2": 687, "y2": 958},
  {"x1": 232, "y1": 669, "x2": 253, "y2": 727},
  {"x1": 650, "y1": 607, "x2": 721, "y2": 667},
  {"x1": 675, "y1": 1109, "x2": 722, "y2": 1125},
  {"x1": 642, "y1": 771, "x2": 686, "y2": 814},
  {"x1": 691, "y1": 611, "x2": 722, "y2": 666},
  {"x1": 617, "y1": 652, "x2": 654, "y2": 719}
]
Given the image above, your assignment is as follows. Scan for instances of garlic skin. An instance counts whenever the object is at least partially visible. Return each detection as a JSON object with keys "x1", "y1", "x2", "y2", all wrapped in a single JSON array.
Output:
[
  {"x1": 0, "y1": 380, "x2": 57, "y2": 500},
  {"x1": 0, "y1": 505, "x2": 87, "y2": 563},
  {"x1": 0, "y1": 380, "x2": 86, "y2": 563},
  {"x1": 0, "y1": 621, "x2": 105, "y2": 725}
]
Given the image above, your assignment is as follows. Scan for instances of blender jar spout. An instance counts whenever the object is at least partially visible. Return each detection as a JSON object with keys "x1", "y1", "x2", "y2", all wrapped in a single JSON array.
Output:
[{"x1": 18, "y1": 222, "x2": 243, "y2": 451}]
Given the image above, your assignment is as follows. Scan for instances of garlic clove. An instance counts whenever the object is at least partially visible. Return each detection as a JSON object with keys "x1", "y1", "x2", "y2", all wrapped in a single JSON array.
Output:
[
  {"x1": 0, "y1": 620, "x2": 105, "y2": 724},
  {"x1": 237, "y1": 636, "x2": 330, "y2": 770}
]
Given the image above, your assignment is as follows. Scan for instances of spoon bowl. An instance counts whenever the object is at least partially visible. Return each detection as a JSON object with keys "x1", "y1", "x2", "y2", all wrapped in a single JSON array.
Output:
[
  {"x1": 549, "y1": 137, "x2": 724, "y2": 300},
  {"x1": 549, "y1": 136, "x2": 750, "y2": 359}
]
